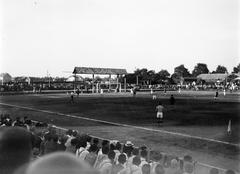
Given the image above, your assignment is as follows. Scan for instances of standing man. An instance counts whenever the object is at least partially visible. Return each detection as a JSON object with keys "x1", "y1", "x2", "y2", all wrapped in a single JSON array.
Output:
[
  {"x1": 70, "y1": 91, "x2": 74, "y2": 103},
  {"x1": 170, "y1": 95, "x2": 175, "y2": 105},
  {"x1": 214, "y1": 90, "x2": 219, "y2": 100},
  {"x1": 76, "y1": 88, "x2": 80, "y2": 97},
  {"x1": 133, "y1": 87, "x2": 136, "y2": 97},
  {"x1": 156, "y1": 101, "x2": 164, "y2": 125}
]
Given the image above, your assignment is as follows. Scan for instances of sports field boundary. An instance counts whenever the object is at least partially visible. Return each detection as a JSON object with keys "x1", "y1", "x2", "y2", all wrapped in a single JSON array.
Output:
[{"x1": 0, "y1": 102, "x2": 239, "y2": 148}]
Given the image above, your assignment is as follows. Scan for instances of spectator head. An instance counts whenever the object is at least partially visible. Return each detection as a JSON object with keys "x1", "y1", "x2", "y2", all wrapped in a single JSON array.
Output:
[
  {"x1": 158, "y1": 101, "x2": 162, "y2": 105},
  {"x1": 184, "y1": 163, "x2": 194, "y2": 174},
  {"x1": 59, "y1": 135, "x2": 68, "y2": 144},
  {"x1": 102, "y1": 145, "x2": 110, "y2": 155},
  {"x1": 86, "y1": 135, "x2": 92, "y2": 143},
  {"x1": 170, "y1": 159, "x2": 179, "y2": 169},
  {"x1": 123, "y1": 141, "x2": 134, "y2": 157},
  {"x1": 140, "y1": 145, "x2": 147, "y2": 151},
  {"x1": 125, "y1": 140, "x2": 134, "y2": 147},
  {"x1": 108, "y1": 150, "x2": 116, "y2": 162},
  {"x1": 76, "y1": 139, "x2": 87, "y2": 149},
  {"x1": 89, "y1": 144, "x2": 98, "y2": 153},
  {"x1": 155, "y1": 164, "x2": 165, "y2": 174},
  {"x1": 110, "y1": 143, "x2": 116, "y2": 151},
  {"x1": 25, "y1": 152, "x2": 98, "y2": 174},
  {"x1": 118, "y1": 153, "x2": 127, "y2": 165},
  {"x1": 115, "y1": 142, "x2": 122, "y2": 151},
  {"x1": 150, "y1": 151, "x2": 162, "y2": 162},
  {"x1": 0, "y1": 127, "x2": 32, "y2": 174},
  {"x1": 102, "y1": 140, "x2": 110, "y2": 147},
  {"x1": 132, "y1": 156, "x2": 141, "y2": 166},
  {"x1": 66, "y1": 129, "x2": 73, "y2": 136},
  {"x1": 225, "y1": 170, "x2": 235, "y2": 174},
  {"x1": 209, "y1": 168, "x2": 219, "y2": 174},
  {"x1": 93, "y1": 138, "x2": 99, "y2": 145},
  {"x1": 132, "y1": 147, "x2": 139, "y2": 156},
  {"x1": 72, "y1": 130, "x2": 78, "y2": 137},
  {"x1": 183, "y1": 155, "x2": 193, "y2": 163},
  {"x1": 70, "y1": 138, "x2": 78, "y2": 146},
  {"x1": 140, "y1": 149, "x2": 148, "y2": 159},
  {"x1": 142, "y1": 164, "x2": 151, "y2": 174}
]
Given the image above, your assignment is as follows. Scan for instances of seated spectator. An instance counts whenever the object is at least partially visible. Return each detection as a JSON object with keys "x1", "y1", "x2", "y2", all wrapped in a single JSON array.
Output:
[
  {"x1": 25, "y1": 152, "x2": 98, "y2": 174},
  {"x1": 44, "y1": 134, "x2": 59, "y2": 154},
  {"x1": 140, "y1": 149, "x2": 148, "y2": 167},
  {"x1": 114, "y1": 142, "x2": 122, "y2": 163},
  {"x1": 127, "y1": 147, "x2": 139, "y2": 167},
  {"x1": 166, "y1": 158, "x2": 180, "y2": 174},
  {"x1": 57, "y1": 135, "x2": 67, "y2": 151},
  {"x1": 94, "y1": 145, "x2": 110, "y2": 169},
  {"x1": 85, "y1": 144, "x2": 98, "y2": 166},
  {"x1": 123, "y1": 141, "x2": 134, "y2": 158},
  {"x1": 97, "y1": 139, "x2": 110, "y2": 156},
  {"x1": 209, "y1": 168, "x2": 219, "y2": 174},
  {"x1": 76, "y1": 139, "x2": 89, "y2": 160},
  {"x1": 98, "y1": 150, "x2": 115, "y2": 174},
  {"x1": 93, "y1": 137, "x2": 99, "y2": 147},
  {"x1": 12, "y1": 117, "x2": 24, "y2": 127},
  {"x1": 65, "y1": 138, "x2": 78, "y2": 154},
  {"x1": 149, "y1": 151, "x2": 163, "y2": 171},
  {"x1": 0, "y1": 127, "x2": 32, "y2": 174},
  {"x1": 112, "y1": 153, "x2": 127, "y2": 174},
  {"x1": 154, "y1": 164, "x2": 165, "y2": 174},
  {"x1": 225, "y1": 170, "x2": 235, "y2": 174},
  {"x1": 183, "y1": 163, "x2": 194, "y2": 174},
  {"x1": 142, "y1": 164, "x2": 151, "y2": 174},
  {"x1": 129, "y1": 156, "x2": 142, "y2": 174}
]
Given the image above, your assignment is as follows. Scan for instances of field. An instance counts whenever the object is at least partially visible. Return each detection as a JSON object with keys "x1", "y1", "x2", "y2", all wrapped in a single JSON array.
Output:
[{"x1": 0, "y1": 90, "x2": 239, "y2": 172}]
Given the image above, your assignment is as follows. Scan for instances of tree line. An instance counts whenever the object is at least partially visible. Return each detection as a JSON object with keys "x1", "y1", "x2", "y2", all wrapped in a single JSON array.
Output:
[{"x1": 125, "y1": 63, "x2": 240, "y2": 85}]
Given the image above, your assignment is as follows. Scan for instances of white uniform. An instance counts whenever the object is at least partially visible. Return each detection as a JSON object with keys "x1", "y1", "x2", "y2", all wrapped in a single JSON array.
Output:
[{"x1": 156, "y1": 105, "x2": 164, "y2": 119}]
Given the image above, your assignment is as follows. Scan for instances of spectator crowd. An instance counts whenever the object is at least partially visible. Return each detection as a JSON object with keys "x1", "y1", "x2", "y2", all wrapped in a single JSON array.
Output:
[{"x1": 0, "y1": 114, "x2": 237, "y2": 174}]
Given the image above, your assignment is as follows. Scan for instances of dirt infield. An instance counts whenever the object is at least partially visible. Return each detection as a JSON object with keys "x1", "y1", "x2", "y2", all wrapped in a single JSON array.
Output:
[{"x1": 0, "y1": 91, "x2": 239, "y2": 172}]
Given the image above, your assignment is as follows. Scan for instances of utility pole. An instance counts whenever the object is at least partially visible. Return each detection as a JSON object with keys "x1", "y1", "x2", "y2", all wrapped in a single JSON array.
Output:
[{"x1": 47, "y1": 70, "x2": 50, "y2": 87}]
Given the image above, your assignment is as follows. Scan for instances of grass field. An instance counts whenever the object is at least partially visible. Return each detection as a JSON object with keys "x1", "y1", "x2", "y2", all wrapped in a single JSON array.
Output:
[{"x1": 0, "y1": 90, "x2": 239, "y2": 172}]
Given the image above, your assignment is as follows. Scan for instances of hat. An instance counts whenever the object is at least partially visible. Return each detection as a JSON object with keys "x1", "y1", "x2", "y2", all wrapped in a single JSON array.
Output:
[{"x1": 125, "y1": 141, "x2": 134, "y2": 146}]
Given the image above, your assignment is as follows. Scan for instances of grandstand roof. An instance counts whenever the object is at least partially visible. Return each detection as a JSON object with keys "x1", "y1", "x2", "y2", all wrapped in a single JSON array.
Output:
[
  {"x1": 73, "y1": 67, "x2": 127, "y2": 75},
  {"x1": 197, "y1": 73, "x2": 228, "y2": 82}
]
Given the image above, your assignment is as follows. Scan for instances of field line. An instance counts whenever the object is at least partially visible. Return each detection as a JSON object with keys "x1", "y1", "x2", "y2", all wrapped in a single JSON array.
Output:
[{"x1": 0, "y1": 102, "x2": 239, "y2": 148}]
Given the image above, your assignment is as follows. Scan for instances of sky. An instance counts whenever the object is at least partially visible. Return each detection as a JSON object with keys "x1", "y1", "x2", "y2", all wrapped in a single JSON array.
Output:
[{"x1": 0, "y1": 0, "x2": 239, "y2": 77}]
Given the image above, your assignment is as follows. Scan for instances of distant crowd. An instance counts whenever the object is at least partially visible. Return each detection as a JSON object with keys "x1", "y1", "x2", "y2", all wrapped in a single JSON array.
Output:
[
  {"x1": 0, "y1": 114, "x2": 237, "y2": 174},
  {"x1": 1, "y1": 82, "x2": 239, "y2": 94}
]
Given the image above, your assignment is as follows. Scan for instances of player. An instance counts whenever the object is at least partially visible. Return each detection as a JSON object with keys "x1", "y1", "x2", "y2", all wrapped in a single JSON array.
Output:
[
  {"x1": 133, "y1": 87, "x2": 136, "y2": 97},
  {"x1": 70, "y1": 91, "x2": 74, "y2": 103},
  {"x1": 214, "y1": 90, "x2": 219, "y2": 100},
  {"x1": 156, "y1": 101, "x2": 164, "y2": 125},
  {"x1": 169, "y1": 95, "x2": 175, "y2": 105},
  {"x1": 76, "y1": 88, "x2": 80, "y2": 97}
]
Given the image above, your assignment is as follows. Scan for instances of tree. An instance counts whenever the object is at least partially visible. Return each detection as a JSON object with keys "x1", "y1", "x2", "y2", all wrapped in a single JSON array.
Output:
[
  {"x1": 154, "y1": 70, "x2": 170, "y2": 84},
  {"x1": 171, "y1": 65, "x2": 190, "y2": 84},
  {"x1": 147, "y1": 70, "x2": 156, "y2": 85},
  {"x1": 192, "y1": 63, "x2": 209, "y2": 77},
  {"x1": 172, "y1": 65, "x2": 190, "y2": 78},
  {"x1": 213, "y1": 65, "x2": 228, "y2": 74},
  {"x1": 232, "y1": 63, "x2": 240, "y2": 73}
]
